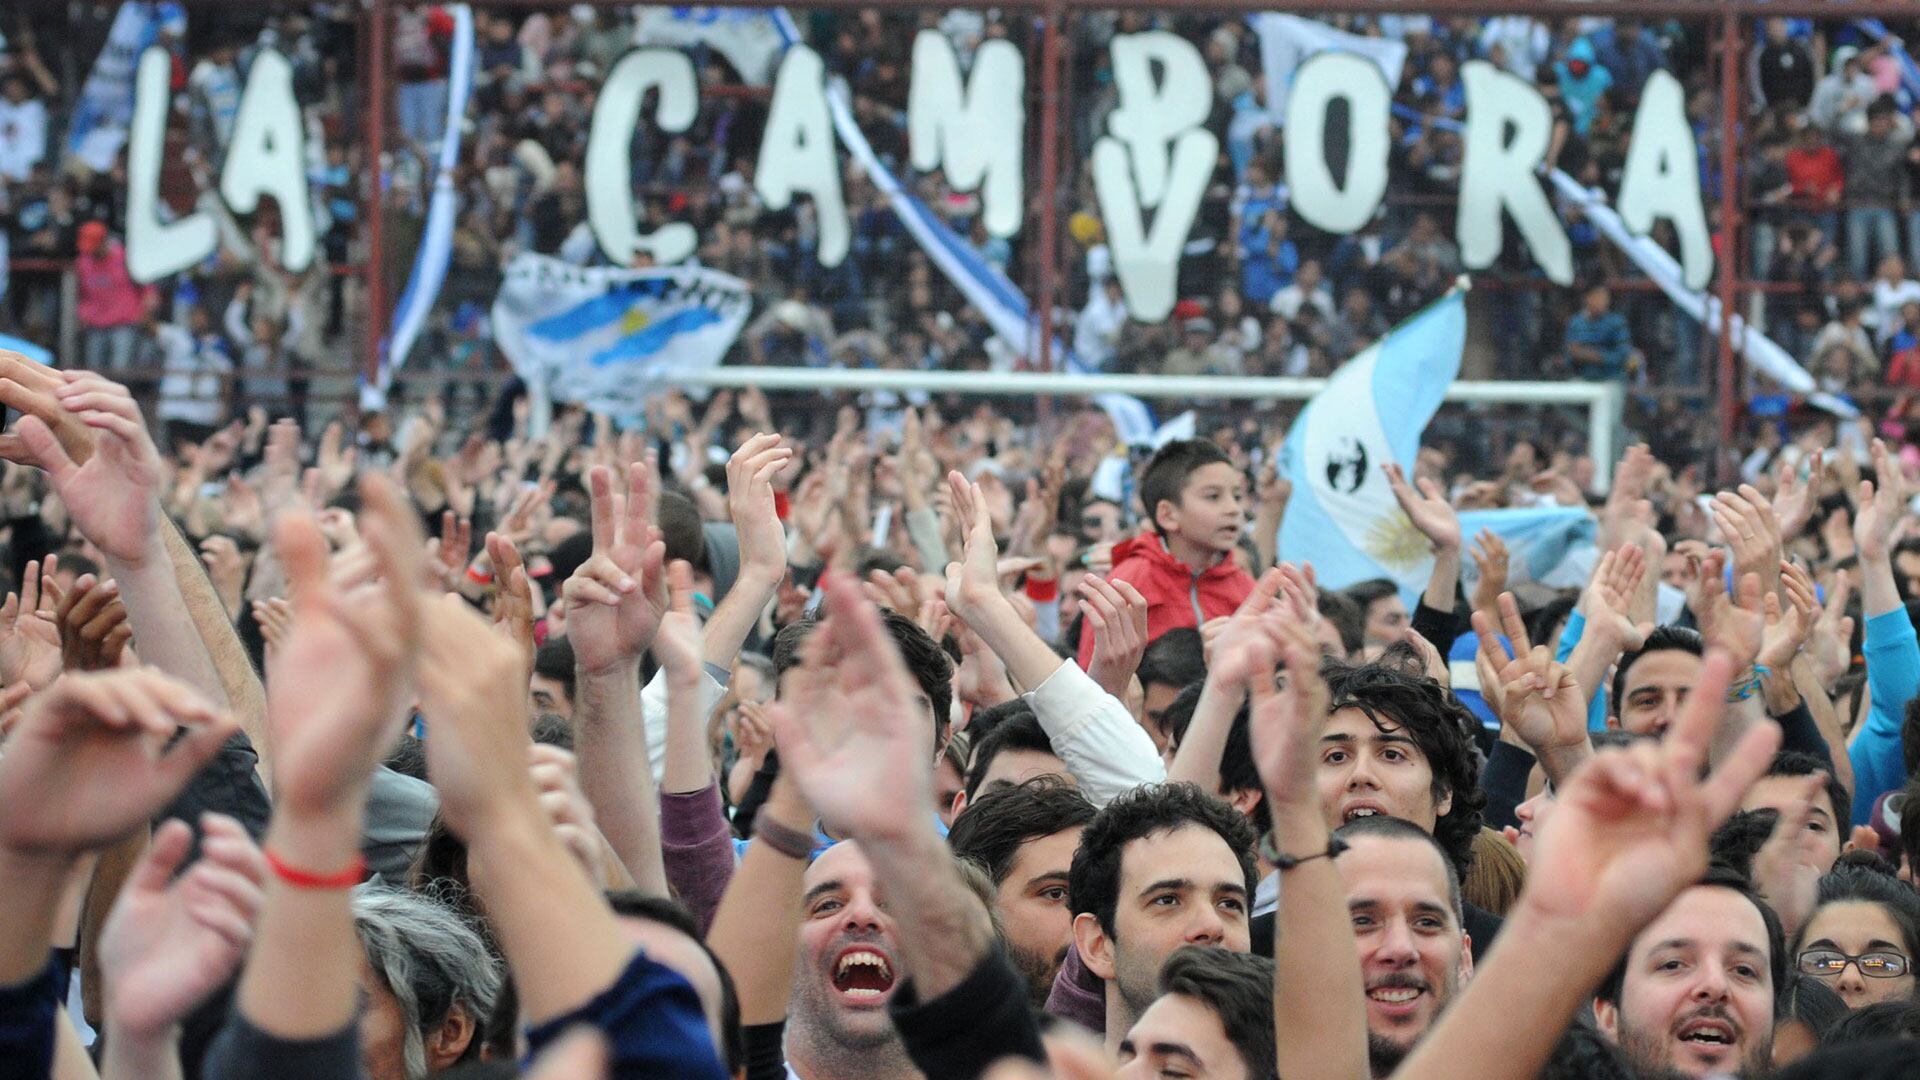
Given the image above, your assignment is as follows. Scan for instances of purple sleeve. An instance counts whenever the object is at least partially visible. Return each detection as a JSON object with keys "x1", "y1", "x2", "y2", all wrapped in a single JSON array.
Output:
[{"x1": 660, "y1": 782, "x2": 738, "y2": 934}]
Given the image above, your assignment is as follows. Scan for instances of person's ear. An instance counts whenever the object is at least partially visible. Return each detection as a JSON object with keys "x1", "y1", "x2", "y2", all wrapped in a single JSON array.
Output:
[
  {"x1": 1074, "y1": 912, "x2": 1117, "y2": 982},
  {"x1": 1435, "y1": 787, "x2": 1453, "y2": 820},
  {"x1": 426, "y1": 1003, "x2": 477, "y2": 1071},
  {"x1": 1153, "y1": 497, "x2": 1181, "y2": 536},
  {"x1": 1226, "y1": 788, "x2": 1263, "y2": 822},
  {"x1": 950, "y1": 788, "x2": 969, "y2": 819},
  {"x1": 1458, "y1": 933, "x2": 1474, "y2": 983},
  {"x1": 1605, "y1": 712, "x2": 1622, "y2": 732},
  {"x1": 1592, "y1": 996, "x2": 1619, "y2": 1041}
]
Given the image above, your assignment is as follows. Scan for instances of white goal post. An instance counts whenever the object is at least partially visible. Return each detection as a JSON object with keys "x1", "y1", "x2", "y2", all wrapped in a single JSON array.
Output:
[{"x1": 676, "y1": 368, "x2": 1626, "y2": 493}]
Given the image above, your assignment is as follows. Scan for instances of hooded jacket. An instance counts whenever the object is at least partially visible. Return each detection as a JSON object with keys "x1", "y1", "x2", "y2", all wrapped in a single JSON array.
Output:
[{"x1": 1076, "y1": 532, "x2": 1255, "y2": 668}]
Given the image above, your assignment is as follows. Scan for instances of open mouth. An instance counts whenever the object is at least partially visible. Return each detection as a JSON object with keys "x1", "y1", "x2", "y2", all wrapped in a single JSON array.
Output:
[
  {"x1": 1367, "y1": 986, "x2": 1423, "y2": 1004},
  {"x1": 1342, "y1": 803, "x2": 1388, "y2": 823},
  {"x1": 831, "y1": 947, "x2": 896, "y2": 1003},
  {"x1": 1675, "y1": 1018, "x2": 1735, "y2": 1049}
]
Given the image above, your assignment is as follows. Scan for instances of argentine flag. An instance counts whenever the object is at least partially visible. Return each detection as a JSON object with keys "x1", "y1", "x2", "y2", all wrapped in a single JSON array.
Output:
[{"x1": 1278, "y1": 283, "x2": 1594, "y2": 602}]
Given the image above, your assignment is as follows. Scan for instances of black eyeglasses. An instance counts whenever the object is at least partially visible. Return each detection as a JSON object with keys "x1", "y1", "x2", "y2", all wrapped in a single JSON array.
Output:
[{"x1": 1797, "y1": 950, "x2": 1911, "y2": 979}]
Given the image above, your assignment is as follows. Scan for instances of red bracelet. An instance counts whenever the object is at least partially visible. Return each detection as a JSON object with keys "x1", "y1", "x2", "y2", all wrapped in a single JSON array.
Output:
[
  {"x1": 1025, "y1": 575, "x2": 1060, "y2": 603},
  {"x1": 264, "y1": 848, "x2": 367, "y2": 890},
  {"x1": 466, "y1": 566, "x2": 494, "y2": 585}
]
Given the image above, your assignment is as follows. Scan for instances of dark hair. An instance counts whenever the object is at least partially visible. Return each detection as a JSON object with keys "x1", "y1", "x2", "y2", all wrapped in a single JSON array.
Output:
[
  {"x1": 1778, "y1": 971, "x2": 1849, "y2": 1044},
  {"x1": 1528, "y1": 594, "x2": 1579, "y2": 651},
  {"x1": 1344, "y1": 578, "x2": 1399, "y2": 617},
  {"x1": 1828, "y1": 1003, "x2": 1920, "y2": 1047},
  {"x1": 1333, "y1": 814, "x2": 1464, "y2": 922},
  {"x1": 656, "y1": 490, "x2": 710, "y2": 574},
  {"x1": 1323, "y1": 660, "x2": 1487, "y2": 877},
  {"x1": 1610, "y1": 626, "x2": 1704, "y2": 720},
  {"x1": 1163, "y1": 686, "x2": 1269, "y2": 834},
  {"x1": 947, "y1": 776, "x2": 1096, "y2": 887},
  {"x1": 1161, "y1": 681, "x2": 1205, "y2": 757},
  {"x1": 1796, "y1": 865, "x2": 1920, "y2": 960},
  {"x1": 1069, "y1": 783, "x2": 1259, "y2": 939},
  {"x1": 1138, "y1": 628, "x2": 1207, "y2": 693},
  {"x1": 1535, "y1": 1019, "x2": 1636, "y2": 1080},
  {"x1": 1836, "y1": 848, "x2": 1902, "y2": 876},
  {"x1": 1596, "y1": 864, "x2": 1787, "y2": 1014},
  {"x1": 1769, "y1": 750, "x2": 1854, "y2": 836},
  {"x1": 603, "y1": 891, "x2": 742, "y2": 1074},
  {"x1": 773, "y1": 608, "x2": 954, "y2": 748},
  {"x1": 1900, "y1": 779, "x2": 1920, "y2": 879},
  {"x1": 1138, "y1": 439, "x2": 1233, "y2": 537},
  {"x1": 1156, "y1": 947, "x2": 1277, "y2": 1080},
  {"x1": 1709, "y1": 808, "x2": 1777, "y2": 881},
  {"x1": 1317, "y1": 591, "x2": 1364, "y2": 657},
  {"x1": 965, "y1": 713, "x2": 1062, "y2": 800},
  {"x1": 967, "y1": 697, "x2": 1038, "y2": 751},
  {"x1": 533, "y1": 638, "x2": 576, "y2": 707},
  {"x1": 1774, "y1": 1038, "x2": 1920, "y2": 1080},
  {"x1": 530, "y1": 713, "x2": 573, "y2": 751}
]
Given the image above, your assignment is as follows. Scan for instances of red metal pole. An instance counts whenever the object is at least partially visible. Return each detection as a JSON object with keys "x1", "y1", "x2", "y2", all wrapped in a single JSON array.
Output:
[
  {"x1": 1716, "y1": 5, "x2": 1741, "y2": 445},
  {"x1": 1035, "y1": 4, "x2": 1063, "y2": 377},
  {"x1": 364, "y1": 0, "x2": 391, "y2": 390}
]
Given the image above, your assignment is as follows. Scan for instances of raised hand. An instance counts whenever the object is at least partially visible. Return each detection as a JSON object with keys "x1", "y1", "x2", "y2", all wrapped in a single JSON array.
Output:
[
  {"x1": 1384, "y1": 462, "x2": 1461, "y2": 551},
  {"x1": 1695, "y1": 568, "x2": 1767, "y2": 669},
  {"x1": 427, "y1": 510, "x2": 473, "y2": 592},
  {"x1": 416, "y1": 591, "x2": 546, "y2": 838},
  {"x1": 57, "y1": 573, "x2": 132, "y2": 672},
  {"x1": 1245, "y1": 611, "x2": 1334, "y2": 807},
  {"x1": 1474, "y1": 593, "x2": 1591, "y2": 781},
  {"x1": 1746, "y1": 775, "x2": 1830, "y2": 938},
  {"x1": 728, "y1": 433, "x2": 793, "y2": 583},
  {"x1": 1806, "y1": 573, "x2": 1855, "y2": 689},
  {"x1": 650, "y1": 561, "x2": 703, "y2": 682},
  {"x1": 99, "y1": 815, "x2": 266, "y2": 1043},
  {"x1": 1710, "y1": 486, "x2": 1784, "y2": 598},
  {"x1": 1583, "y1": 544, "x2": 1652, "y2": 652},
  {"x1": 1757, "y1": 562, "x2": 1816, "y2": 671},
  {"x1": 1772, "y1": 452, "x2": 1821, "y2": 541},
  {"x1": 1853, "y1": 438, "x2": 1910, "y2": 561},
  {"x1": 0, "y1": 556, "x2": 63, "y2": 690},
  {"x1": 0, "y1": 351, "x2": 97, "y2": 467},
  {"x1": 0, "y1": 669, "x2": 236, "y2": 856},
  {"x1": 1081, "y1": 575, "x2": 1149, "y2": 701},
  {"x1": 23, "y1": 372, "x2": 164, "y2": 565},
  {"x1": 1520, "y1": 649, "x2": 1780, "y2": 939},
  {"x1": 1468, "y1": 529, "x2": 1510, "y2": 619},
  {"x1": 265, "y1": 475, "x2": 425, "y2": 819},
  {"x1": 199, "y1": 534, "x2": 248, "y2": 618},
  {"x1": 486, "y1": 532, "x2": 535, "y2": 666},
  {"x1": 767, "y1": 575, "x2": 937, "y2": 842},
  {"x1": 562, "y1": 459, "x2": 669, "y2": 677},
  {"x1": 528, "y1": 744, "x2": 610, "y2": 889},
  {"x1": 942, "y1": 470, "x2": 1006, "y2": 626}
]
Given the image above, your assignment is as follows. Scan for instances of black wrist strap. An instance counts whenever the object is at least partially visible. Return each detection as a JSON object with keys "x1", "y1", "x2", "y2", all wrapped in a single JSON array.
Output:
[{"x1": 1262, "y1": 832, "x2": 1349, "y2": 871}]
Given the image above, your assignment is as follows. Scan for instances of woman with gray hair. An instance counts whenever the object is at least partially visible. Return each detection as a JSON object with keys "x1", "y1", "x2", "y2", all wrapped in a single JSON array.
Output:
[{"x1": 352, "y1": 887, "x2": 503, "y2": 1080}]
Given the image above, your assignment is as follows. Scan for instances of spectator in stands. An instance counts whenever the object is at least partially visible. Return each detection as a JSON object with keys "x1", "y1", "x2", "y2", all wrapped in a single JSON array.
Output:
[
  {"x1": 1756, "y1": 18, "x2": 1817, "y2": 113},
  {"x1": 73, "y1": 223, "x2": 152, "y2": 373},
  {"x1": 394, "y1": 2, "x2": 456, "y2": 150},
  {"x1": 0, "y1": 70, "x2": 50, "y2": 183},
  {"x1": 1841, "y1": 98, "x2": 1912, "y2": 280},
  {"x1": 1811, "y1": 46, "x2": 1880, "y2": 134},
  {"x1": 1564, "y1": 283, "x2": 1637, "y2": 382}
]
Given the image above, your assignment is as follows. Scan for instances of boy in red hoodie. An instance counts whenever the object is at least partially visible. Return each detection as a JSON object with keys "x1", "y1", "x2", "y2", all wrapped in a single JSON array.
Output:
[{"x1": 1077, "y1": 440, "x2": 1256, "y2": 668}]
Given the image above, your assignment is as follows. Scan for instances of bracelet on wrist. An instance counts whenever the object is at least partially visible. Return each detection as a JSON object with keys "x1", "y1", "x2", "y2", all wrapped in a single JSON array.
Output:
[
  {"x1": 754, "y1": 816, "x2": 815, "y2": 861},
  {"x1": 1260, "y1": 831, "x2": 1348, "y2": 871},
  {"x1": 264, "y1": 848, "x2": 366, "y2": 890}
]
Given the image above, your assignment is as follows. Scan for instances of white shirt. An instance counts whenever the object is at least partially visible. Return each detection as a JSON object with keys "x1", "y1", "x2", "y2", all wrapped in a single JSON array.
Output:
[
  {"x1": 1872, "y1": 278, "x2": 1920, "y2": 344},
  {"x1": 1074, "y1": 288, "x2": 1128, "y2": 371},
  {"x1": 0, "y1": 97, "x2": 47, "y2": 182},
  {"x1": 1271, "y1": 281, "x2": 1336, "y2": 324}
]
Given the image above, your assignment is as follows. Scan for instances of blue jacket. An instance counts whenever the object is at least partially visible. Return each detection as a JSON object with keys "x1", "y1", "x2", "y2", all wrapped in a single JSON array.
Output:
[{"x1": 1852, "y1": 608, "x2": 1920, "y2": 825}]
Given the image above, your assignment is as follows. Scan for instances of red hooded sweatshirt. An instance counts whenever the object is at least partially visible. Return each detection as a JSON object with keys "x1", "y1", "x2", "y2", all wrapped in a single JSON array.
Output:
[{"x1": 1076, "y1": 532, "x2": 1255, "y2": 669}]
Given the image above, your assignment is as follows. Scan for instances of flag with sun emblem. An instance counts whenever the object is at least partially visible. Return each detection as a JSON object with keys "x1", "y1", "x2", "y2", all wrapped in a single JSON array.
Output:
[
  {"x1": 492, "y1": 253, "x2": 753, "y2": 421},
  {"x1": 1276, "y1": 282, "x2": 1594, "y2": 605}
]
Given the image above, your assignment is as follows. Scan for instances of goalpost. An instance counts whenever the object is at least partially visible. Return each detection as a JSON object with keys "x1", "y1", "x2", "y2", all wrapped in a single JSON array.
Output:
[{"x1": 676, "y1": 368, "x2": 1626, "y2": 494}]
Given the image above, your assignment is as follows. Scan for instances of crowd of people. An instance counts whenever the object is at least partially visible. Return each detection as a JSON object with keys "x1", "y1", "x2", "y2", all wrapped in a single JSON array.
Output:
[
  {"x1": 8, "y1": 8, "x2": 1920, "y2": 415},
  {"x1": 0, "y1": 344, "x2": 1911, "y2": 1079}
]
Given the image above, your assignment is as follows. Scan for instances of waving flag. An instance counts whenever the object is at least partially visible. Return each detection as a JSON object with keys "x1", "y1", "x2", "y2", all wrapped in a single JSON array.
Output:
[{"x1": 491, "y1": 254, "x2": 752, "y2": 422}]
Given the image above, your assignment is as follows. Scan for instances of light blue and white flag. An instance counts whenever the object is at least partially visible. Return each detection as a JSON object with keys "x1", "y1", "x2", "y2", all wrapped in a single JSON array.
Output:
[
  {"x1": 373, "y1": 2, "x2": 476, "y2": 405},
  {"x1": 67, "y1": 2, "x2": 187, "y2": 173},
  {"x1": 1251, "y1": 13, "x2": 1409, "y2": 121},
  {"x1": 1278, "y1": 285, "x2": 1467, "y2": 596},
  {"x1": 637, "y1": 7, "x2": 788, "y2": 85},
  {"x1": 491, "y1": 253, "x2": 752, "y2": 422},
  {"x1": 1278, "y1": 284, "x2": 1596, "y2": 600}
]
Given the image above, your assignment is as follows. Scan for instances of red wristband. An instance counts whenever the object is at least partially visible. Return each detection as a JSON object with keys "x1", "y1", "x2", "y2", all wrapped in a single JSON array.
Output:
[
  {"x1": 466, "y1": 566, "x2": 494, "y2": 585},
  {"x1": 265, "y1": 848, "x2": 367, "y2": 890},
  {"x1": 774, "y1": 490, "x2": 791, "y2": 520},
  {"x1": 1025, "y1": 575, "x2": 1059, "y2": 603}
]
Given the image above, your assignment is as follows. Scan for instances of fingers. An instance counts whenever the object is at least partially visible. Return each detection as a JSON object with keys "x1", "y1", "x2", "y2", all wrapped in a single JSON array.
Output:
[
  {"x1": 667, "y1": 560, "x2": 696, "y2": 617},
  {"x1": 128, "y1": 818, "x2": 196, "y2": 895},
  {"x1": 17, "y1": 558, "x2": 39, "y2": 616},
  {"x1": 587, "y1": 466, "x2": 615, "y2": 552},
  {"x1": 1470, "y1": 608, "x2": 1513, "y2": 665},
  {"x1": 1497, "y1": 592, "x2": 1532, "y2": 654},
  {"x1": 1661, "y1": 649, "x2": 1737, "y2": 784}
]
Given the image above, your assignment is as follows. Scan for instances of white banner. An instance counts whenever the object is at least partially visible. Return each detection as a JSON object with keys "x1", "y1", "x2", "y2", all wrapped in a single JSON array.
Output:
[
  {"x1": 68, "y1": 2, "x2": 186, "y2": 173},
  {"x1": 634, "y1": 6, "x2": 787, "y2": 85},
  {"x1": 491, "y1": 254, "x2": 753, "y2": 421},
  {"x1": 1252, "y1": 13, "x2": 1408, "y2": 121}
]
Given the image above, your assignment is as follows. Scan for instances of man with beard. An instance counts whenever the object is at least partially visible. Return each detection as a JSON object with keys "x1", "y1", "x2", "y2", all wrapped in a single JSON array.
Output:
[
  {"x1": 770, "y1": 577, "x2": 1047, "y2": 1080},
  {"x1": 1593, "y1": 867, "x2": 1786, "y2": 1079},
  {"x1": 1330, "y1": 816, "x2": 1474, "y2": 1076},
  {"x1": 947, "y1": 777, "x2": 1097, "y2": 1005}
]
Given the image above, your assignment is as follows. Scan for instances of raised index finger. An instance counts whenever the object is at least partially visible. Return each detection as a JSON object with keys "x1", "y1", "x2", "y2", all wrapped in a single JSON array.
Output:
[{"x1": 587, "y1": 465, "x2": 615, "y2": 552}]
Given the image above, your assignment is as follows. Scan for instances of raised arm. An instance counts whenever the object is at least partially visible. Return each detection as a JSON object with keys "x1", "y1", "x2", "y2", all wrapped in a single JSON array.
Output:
[
  {"x1": 1474, "y1": 594, "x2": 1594, "y2": 788},
  {"x1": 1385, "y1": 463, "x2": 1462, "y2": 617},
  {"x1": 565, "y1": 459, "x2": 671, "y2": 896}
]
